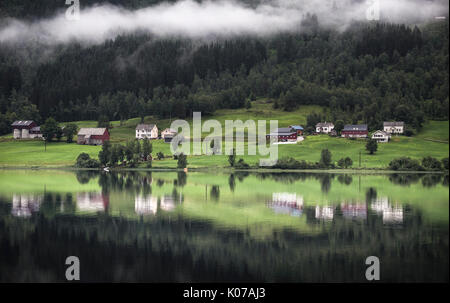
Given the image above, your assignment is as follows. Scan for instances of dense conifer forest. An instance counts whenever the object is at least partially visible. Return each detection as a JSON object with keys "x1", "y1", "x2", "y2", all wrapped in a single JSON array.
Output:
[{"x1": 0, "y1": 0, "x2": 448, "y2": 135}]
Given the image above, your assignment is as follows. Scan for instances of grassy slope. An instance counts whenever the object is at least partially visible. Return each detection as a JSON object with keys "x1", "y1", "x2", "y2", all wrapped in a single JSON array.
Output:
[{"x1": 0, "y1": 101, "x2": 448, "y2": 168}]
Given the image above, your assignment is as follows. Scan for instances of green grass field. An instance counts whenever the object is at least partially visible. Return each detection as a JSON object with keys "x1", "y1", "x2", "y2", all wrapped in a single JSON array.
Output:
[{"x1": 0, "y1": 101, "x2": 448, "y2": 169}]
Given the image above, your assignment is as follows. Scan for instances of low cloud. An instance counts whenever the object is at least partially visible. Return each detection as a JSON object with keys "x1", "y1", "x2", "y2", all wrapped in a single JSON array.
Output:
[{"x1": 0, "y1": 0, "x2": 448, "y2": 45}]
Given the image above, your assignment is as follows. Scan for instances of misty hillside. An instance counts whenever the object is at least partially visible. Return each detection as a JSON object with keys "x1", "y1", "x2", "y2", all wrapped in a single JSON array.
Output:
[{"x1": 0, "y1": 0, "x2": 448, "y2": 135}]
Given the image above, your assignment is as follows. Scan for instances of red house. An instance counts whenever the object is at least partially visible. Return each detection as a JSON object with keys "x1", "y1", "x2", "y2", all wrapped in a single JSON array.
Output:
[
  {"x1": 77, "y1": 128, "x2": 110, "y2": 145},
  {"x1": 341, "y1": 124, "x2": 368, "y2": 138},
  {"x1": 11, "y1": 120, "x2": 38, "y2": 139},
  {"x1": 266, "y1": 128, "x2": 298, "y2": 142}
]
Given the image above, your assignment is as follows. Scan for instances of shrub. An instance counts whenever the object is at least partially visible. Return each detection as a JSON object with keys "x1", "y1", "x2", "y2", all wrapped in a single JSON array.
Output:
[
  {"x1": 388, "y1": 157, "x2": 424, "y2": 171},
  {"x1": 235, "y1": 158, "x2": 250, "y2": 169},
  {"x1": 422, "y1": 156, "x2": 443, "y2": 171},
  {"x1": 366, "y1": 139, "x2": 378, "y2": 154},
  {"x1": 271, "y1": 157, "x2": 318, "y2": 169},
  {"x1": 157, "y1": 152, "x2": 164, "y2": 160},
  {"x1": 228, "y1": 148, "x2": 236, "y2": 167},
  {"x1": 338, "y1": 157, "x2": 353, "y2": 168},
  {"x1": 177, "y1": 153, "x2": 188, "y2": 168},
  {"x1": 75, "y1": 153, "x2": 100, "y2": 168},
  {"x1": 404, "y1": 129, "x2": 414, "y2": 137},
  {"x1": 442, "y1": 157, "x2": 449, "y2": 170},
  {"x1": 319, "y1": 149, "x2": 332, "y2": 168}
]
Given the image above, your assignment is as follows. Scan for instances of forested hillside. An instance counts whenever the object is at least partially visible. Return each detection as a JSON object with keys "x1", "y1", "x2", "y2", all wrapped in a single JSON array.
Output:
[{"x1": 0, "y1": 2, "x2": 448, "y2": 135}]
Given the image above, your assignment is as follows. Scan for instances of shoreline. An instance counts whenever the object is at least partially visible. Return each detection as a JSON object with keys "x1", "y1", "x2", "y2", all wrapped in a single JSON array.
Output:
[{"x1": 0, "y1": 165, "x2": 447, "y2": 174}]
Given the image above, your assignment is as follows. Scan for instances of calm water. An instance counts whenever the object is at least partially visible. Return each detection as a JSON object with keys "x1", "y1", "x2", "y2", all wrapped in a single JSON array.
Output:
[{"x1": 0, "y1": 170, "x2": 448, "y2": 282}]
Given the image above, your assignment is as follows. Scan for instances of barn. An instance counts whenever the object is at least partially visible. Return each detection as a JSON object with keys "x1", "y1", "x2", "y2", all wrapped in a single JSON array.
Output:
[
  {"x1": 77, "y1": 128, "x2": 110, "y2": 145},
  {"x1": 11, "y1": 120, "x2": 39, "y2": 139},
  {"x1": 266, "y1": 128, "x2": 298, "y2": 142},
  {"x1": 341, "y1": 125, "x2": 368, "y2": 138}
]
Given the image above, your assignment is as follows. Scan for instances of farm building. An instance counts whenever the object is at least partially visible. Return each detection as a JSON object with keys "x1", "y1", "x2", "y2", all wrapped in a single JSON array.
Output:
[
  {"x1": 11, "y1": 120, "x2": 42, "y2": 139},
  {"x1": 161, "y1": 128, "x2": 177, "y2": 139},
  {"x1": 316, "y1": 122, "x2": 334, "y2": 134},
  {"x1": 266, "y1": 128, "x2": 298, "y2": 142},
  {"x1": 136, "y1": 124, "x2": 158, "y2": 139},
  {"x1": 289, "y1": 125, "x2": 304, "y2": 136},
  {"x1": 371, "y1": 130, "x2": 391, "y2": 143},
  {"x1": 77, "y1": 128, "x2": 109, "y2": 145},
  {"x1": 383, "y1": 122, "x2": 404, "y2": 134},
  {"x1": 341, "y1": 125, "x2": 368, "y2": 138}
]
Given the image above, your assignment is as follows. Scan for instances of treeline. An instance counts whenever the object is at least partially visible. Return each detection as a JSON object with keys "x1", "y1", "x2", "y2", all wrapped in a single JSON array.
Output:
[{"x1": 0, "y1": 19, "x2": 448, "y2": 134}]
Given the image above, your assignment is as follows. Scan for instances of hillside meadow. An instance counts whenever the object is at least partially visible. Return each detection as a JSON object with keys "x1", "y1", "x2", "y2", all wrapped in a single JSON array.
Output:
[{"x1": 0, "y1": 102, "x2": 448, "y2": 169}]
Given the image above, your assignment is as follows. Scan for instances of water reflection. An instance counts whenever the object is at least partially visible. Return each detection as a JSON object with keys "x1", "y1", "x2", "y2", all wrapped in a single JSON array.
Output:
[
  {"x1": 267, "y1": 193, "x2": 304, "y2": 217},
  {"x1": 0, "y1": 170, "x2": 448, "y2": 282},
  {"x1": 11, "y1": 194, "x2": 42, "y2": 217}
]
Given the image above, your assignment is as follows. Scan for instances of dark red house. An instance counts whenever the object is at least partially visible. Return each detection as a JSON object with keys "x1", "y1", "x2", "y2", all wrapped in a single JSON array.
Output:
[
  {"x1": 266, "y1": 128, "x2": 298, "y2": 142},
  {"x1": 11, "y1": 120, "x2": 38, "y2": 139},
  {"x1": 341, "y1": 124, "x2": 368, "y2": 138},
  {"x1": 77, "y1": 128, "x2": 110, "y2": 145}
]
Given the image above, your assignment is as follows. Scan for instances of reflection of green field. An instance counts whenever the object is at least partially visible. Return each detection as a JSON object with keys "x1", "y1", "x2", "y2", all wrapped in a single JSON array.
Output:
[
  {"x1": 0, "y1": 170, "x2": 447, "y2": 235},
  {"x1": 0, "y1": 169, "x2": 100, "y2": 195}
]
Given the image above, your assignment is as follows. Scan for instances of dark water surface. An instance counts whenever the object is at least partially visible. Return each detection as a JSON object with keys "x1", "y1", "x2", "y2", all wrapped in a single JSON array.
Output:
[{"x1": 0, "y1": 170, "x2": 448, "y2": 282}]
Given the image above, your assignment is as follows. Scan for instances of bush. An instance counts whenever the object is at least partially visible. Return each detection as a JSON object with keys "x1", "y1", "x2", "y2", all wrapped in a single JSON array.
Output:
[
  {"x1": 404, "y1": 129, "x2": 414, "y2": 137},
  {"x1": 422, "y1": 156, "x2": 443, "y2": 171},
  {"x1": 388, "y1": 157, "x2": 424, "y2": 171},
  {"x1": 235, "y1": 158, "x2": 250, "y2": 169},
  {"x1": 442, "y1": 158, "x2": 449, "y2": 170},
  {"x1": 366, "y1": 139, "x2": 378, "y2": 154},
  {"x1": 75, "y1": 153, "x2": 100, "y2": 168},
  {"x1": 338, "y1": 157, "x2": 353, "y2": 168},
  {"x1": 319, "y1": 149, "x2": 332, "y2": 168},
  {"x1": 177, "y1": 153, "x2": 188, "y2": 168},
  {"x1": 271, "y1": 157, "x2": 318, "y2": 169},
  {"x1": 157, "y1": 152, "x2": 164, "y2": 160}
]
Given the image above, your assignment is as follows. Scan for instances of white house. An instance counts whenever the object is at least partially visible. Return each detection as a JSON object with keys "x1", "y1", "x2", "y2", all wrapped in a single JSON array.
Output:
[
  {"x1": 316, "y1": 122, "x2": 334, "y2": 134},
  {"x1": 161, "y1": 128, "x2": 177, "y2": 139},
  {"x1": 135, "y1": 124, "x2": 158, "y2": 139},
  {"x1": 383, "y1": 121, "x2": 404, "y2": 134},
  {"x1": 371, "y1": 130, "x2": 391, "y2": 143}
]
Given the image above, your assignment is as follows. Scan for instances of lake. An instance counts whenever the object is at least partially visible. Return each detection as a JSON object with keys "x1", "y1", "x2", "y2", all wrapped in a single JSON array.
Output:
[{"x1": 0, "y1": 169, "x2": 448, "y2": 282}]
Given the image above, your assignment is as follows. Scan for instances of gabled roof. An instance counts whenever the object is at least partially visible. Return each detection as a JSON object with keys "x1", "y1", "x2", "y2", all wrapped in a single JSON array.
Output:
[
  {"x1": 372, "y1": 130, "x2": 390, "y2": 136},
  {"x1": 268, "y1": 128, "x2": 297, "y2": 136},
  {"x1": 316, "y1": 122, "x2": 334, "y2": 127},
  {"x1": 343, "y1": 124, "x2": 368, "y2": 131},
  {"x1": 162, "y1": 128, "x2": 177, "y2": 133},
  {"x1": 290, "y1": 125, "x2": 304, "y2": 130},
  {"x1": 11, "y1": 120, "x2": 35, "y2": 127},
  {"x1": 384, "y1": 121, "x2": 404, "y2": 127},
  {"x1": 77, "y1": 128, "x2": 107, "y2": 136},
  {"x1": 136, "y1": 124, "x2": 156, "y2": 131}
]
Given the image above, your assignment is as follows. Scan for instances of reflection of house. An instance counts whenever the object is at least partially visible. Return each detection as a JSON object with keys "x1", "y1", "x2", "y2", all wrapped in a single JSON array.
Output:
[
  {"x1": 268, "y1": 193, "x2": 304, "y2": 217},
  {"x1": 383, "y1": 122, "x2": 404, "y2": 134},
  {"x1": 135, "y1": 195, "x2": 158, "y2": 215},
  {"x1": 11, "y1": 194, "x2": 42, "y2": 217},
  {"x1": 160, "y1": 195, "x2": 176, "y2": 212},
  {"x1": 341, "y1": 203, "x2": 367, "y2": 220},
  {"x1": 11, "y1": 120, "x2": 42, "y2": 139},
  {"x1": 371, "y1": 130, "x2": 390, "y2": 143},
  {"x1": 371, "y1": 197, "x2": 403, "y2": 224},
  {"x1": 315, "y1": 206, "x2": 334, "y2": 220},
  {"x1": 77, "y1": 128, "x2": 109, "y2": 145},
  {"x1": 77, "y1": 192, "x2": 109, "y2": 212}
]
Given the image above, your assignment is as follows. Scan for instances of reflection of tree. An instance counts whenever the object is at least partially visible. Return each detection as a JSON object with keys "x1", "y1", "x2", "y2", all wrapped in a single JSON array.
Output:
[
  {"x1": 366, "y1": 187, "x2": 377, "y2": 203},
  {"x1": 228, "y1": 174, "x2": 236, "y2": 192},
  {"x1": 235, "y1": 172, "x2": 249, "y2": 182},
  {"x1": 175, "y1": 172, "x2": 187, "y2": 187},
  {"x1": 210, "y1": 185, "x2": 220, "y2": 201},
  {"x1": 443, "y1": 174, "x2": 449, "y2": 187},
  {"x1": 421, "y1": 174, "x2": 442, "y2": 188},
  {"x1": 388, "y1": 174, "x2": 421, "y2": 186},
  {"x1": 317, "y1": 174, "x2": 333, "y2": 193},
  {"x1": 337, "y1": 174, "x2": 353, "y2": 185},
  {"x1": 156, "y1": 179, "x2": 165, "y2": 187},
  {"x1": 76, "y1": 170, "x2": 97, "y2": 184}
]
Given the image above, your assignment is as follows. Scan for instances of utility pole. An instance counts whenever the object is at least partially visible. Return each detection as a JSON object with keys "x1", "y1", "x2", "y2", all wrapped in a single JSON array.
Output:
[{"x1": 359, "y1": 150, "x2": 361, "y2": 167}]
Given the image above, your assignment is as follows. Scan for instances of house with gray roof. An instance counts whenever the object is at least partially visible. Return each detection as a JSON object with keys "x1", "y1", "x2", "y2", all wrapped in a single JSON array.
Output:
[
  {"x1": 77, "y1": 128, "x2": 109, "y2": 145},
  {"x1": 341, "y1": 124, "x2": 368, "y2": 138},
  {"x1": 383, "y1": 122, "x2": 404, "y2": 134},
  {"x1": 136, "y1": 124, "x2": 158, "y2": 139},
  {"x1": 11, "y1": 120, "x2": 40, "y2": 139}
]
